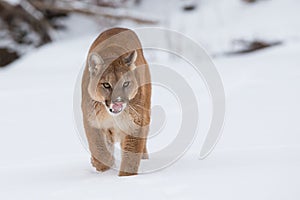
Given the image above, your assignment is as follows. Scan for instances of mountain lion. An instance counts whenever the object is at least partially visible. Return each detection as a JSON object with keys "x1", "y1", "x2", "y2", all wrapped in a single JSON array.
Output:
[{"x1": 81, "y1": 28, "x2": 151, "y2": 176}]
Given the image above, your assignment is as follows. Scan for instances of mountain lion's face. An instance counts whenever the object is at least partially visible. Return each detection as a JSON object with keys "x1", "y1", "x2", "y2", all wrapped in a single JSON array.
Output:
[{"x1": 87, "y1": 50, "x2": 138, "y2": 115}]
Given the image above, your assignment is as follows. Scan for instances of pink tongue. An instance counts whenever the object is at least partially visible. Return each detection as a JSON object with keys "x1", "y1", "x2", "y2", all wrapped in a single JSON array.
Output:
[{"x1": 112, "y1": 102, "x2": 123, "y2": 112}]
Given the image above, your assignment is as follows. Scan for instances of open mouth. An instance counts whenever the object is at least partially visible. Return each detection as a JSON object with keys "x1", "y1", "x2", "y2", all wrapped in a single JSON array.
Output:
[{"x1": 109, "y1": 102, "x2": 124, "y2": 114}]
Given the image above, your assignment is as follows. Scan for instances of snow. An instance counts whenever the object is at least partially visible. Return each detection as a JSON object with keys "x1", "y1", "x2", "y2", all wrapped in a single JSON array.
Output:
[{"x1": 1, "y1": 0, "x2": 300, "y2": 199}]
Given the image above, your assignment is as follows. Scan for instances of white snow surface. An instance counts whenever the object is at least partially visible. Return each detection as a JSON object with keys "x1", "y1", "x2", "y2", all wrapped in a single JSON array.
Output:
[{"x1": 1, "y1": 0, "x2": 300, "y2": 199}]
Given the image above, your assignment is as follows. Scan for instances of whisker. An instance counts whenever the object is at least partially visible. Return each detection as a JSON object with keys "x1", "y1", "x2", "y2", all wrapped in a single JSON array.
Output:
[
  {"x1": 134, "y1": 104, "x2": 150, "y2": 111},
  {"x1": 129, "y1": 105, "x2": 142, "y2": 117}
]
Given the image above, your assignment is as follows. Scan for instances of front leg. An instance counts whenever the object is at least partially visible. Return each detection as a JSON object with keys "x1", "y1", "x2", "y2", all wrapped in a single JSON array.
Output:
[
  {"x1": 84, "y1": 121, "x2": 114, "y2": 172},
  {"x1": 119, "y1": 135, "x2": 145, "y2": 176}
]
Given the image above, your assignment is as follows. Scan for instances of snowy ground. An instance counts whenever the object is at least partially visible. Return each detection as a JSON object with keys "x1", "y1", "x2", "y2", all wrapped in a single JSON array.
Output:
[{"x1": 1, "y1": 0, "x2": 300, "y2": 199}]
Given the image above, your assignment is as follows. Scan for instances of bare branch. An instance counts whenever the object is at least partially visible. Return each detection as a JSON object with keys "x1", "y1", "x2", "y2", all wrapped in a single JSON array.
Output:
[{"x1": 29, "y1": 0, "x2": 159, "y2": 24}]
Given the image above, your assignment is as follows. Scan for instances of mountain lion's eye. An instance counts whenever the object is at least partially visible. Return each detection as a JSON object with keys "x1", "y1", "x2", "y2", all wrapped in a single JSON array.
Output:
[
  {"x1": 123, "y1": 81, "x2": 130, "y2": 87},
  {"x1": 102, "y1": 83, "x2": 111, "y2": 89}
]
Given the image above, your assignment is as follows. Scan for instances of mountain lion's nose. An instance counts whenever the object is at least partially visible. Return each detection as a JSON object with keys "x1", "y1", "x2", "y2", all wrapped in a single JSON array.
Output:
[{"x1": 113, "y1": 96, "x2": 123, "y2": 103}]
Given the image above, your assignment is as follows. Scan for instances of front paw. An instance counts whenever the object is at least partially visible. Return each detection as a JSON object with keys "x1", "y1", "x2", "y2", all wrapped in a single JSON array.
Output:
[
  {"x1": 91, "y1": 157, "x2": 111, "y2": 172},
  {"x1": 118, "y1": 171, "x2": 138, "y2": 176}
]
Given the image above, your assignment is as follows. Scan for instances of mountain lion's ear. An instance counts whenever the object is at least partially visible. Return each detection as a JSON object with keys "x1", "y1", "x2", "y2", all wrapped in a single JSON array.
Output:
[
  {"x1": 124, "y1": 50, "x2": 137, "y2": 70},
  {"x1": 88, "y1": 52, "x2": 104, "y2": 74}
]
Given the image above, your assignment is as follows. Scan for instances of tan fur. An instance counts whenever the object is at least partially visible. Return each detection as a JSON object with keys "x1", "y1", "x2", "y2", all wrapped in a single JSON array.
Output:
[{"x1": 81, "y1": 28, "x2": 151, "y2": 176}]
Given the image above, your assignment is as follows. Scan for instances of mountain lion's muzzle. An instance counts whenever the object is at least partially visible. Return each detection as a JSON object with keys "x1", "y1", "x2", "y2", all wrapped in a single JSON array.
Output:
[{"x1": 108, "y1": 97, "x2": 127, "y2": 115}]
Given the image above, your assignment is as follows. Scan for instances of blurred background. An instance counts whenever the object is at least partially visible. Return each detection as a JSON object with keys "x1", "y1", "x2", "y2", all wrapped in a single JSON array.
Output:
[
  {"x1": 0, "y1": 0, "x2": 300, "y2": 199},
  {"x1": 1, "y1": 0, "x2": 297, "y2": 66}
]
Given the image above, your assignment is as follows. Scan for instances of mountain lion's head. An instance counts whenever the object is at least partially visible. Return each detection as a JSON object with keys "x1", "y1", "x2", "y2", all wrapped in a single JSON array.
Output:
[{"x1": 87, "y1": 50, "x2": 139, "y2": 115}]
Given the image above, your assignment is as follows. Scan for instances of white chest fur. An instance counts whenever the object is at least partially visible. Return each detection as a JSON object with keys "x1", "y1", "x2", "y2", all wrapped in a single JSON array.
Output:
[{"x1": 89, "y1": 107, "x2": 141, "y2": 142}]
